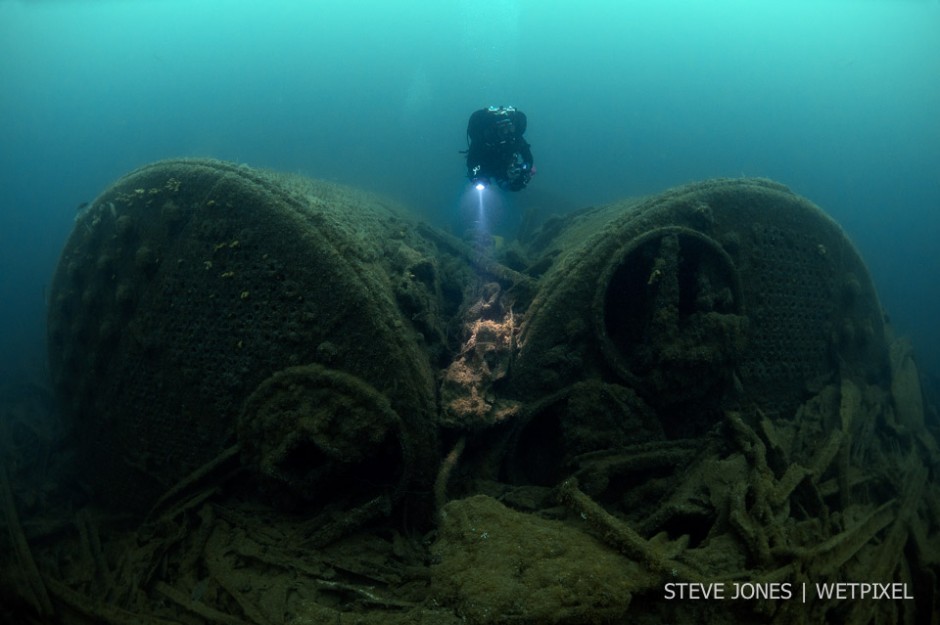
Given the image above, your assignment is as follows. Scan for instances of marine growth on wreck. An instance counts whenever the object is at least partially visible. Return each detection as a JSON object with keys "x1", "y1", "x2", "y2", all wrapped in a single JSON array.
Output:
[{"x1": 1, "y1": 158, "x2": 938, "y2": 625}]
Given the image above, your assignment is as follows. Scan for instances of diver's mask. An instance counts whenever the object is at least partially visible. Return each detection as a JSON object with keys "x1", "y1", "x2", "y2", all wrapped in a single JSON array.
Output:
[{"x1": 494, "y1": 117, "x2": 515, "y2": 143}]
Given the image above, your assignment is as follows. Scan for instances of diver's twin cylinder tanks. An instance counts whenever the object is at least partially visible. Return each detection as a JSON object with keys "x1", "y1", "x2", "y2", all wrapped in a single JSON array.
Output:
[{"x1": 48, "y1": 161, "x2": 888, "y2": 520}]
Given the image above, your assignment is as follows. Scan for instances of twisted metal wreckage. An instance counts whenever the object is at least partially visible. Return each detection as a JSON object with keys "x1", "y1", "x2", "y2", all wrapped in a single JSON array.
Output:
[{"x1": 2, "y1": 158, "x2": 938, "y2": 624}]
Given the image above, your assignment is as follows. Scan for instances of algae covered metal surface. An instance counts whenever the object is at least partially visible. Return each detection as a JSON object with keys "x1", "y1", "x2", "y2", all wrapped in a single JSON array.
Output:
[{"x1": 2, "y1": 159, "x2": 939, "y2": 624}]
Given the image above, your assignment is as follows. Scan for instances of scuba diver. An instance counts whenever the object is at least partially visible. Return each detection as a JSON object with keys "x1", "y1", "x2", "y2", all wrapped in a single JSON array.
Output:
[{"x1": 464, "y1": 105, "x2": 535, "y2": 191}]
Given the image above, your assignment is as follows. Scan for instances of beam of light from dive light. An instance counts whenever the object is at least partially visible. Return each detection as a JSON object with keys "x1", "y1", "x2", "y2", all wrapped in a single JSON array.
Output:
[
  {"x1": 458, "y1": 180, "x2": 503, "y2": 247},
  {"x1": 476, "y1": 182, "x2": 486, "y2": 233}
]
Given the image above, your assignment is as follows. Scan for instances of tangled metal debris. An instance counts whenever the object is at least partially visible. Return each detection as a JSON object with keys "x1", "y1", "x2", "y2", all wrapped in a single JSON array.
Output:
[{"x1": 2, "y1": 160, "x2": 938, "y2": 624}]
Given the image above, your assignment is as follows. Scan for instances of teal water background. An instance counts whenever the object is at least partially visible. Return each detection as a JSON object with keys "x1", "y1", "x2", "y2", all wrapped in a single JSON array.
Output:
[{"x1": 1, "y1": 0, "x2": 938, "y2": 379}]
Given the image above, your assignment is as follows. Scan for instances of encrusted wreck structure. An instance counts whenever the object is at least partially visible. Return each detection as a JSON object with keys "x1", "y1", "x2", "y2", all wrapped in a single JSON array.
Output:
[{"x1": 2, "y1": 159, "x2": 937, "y2": 624}]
